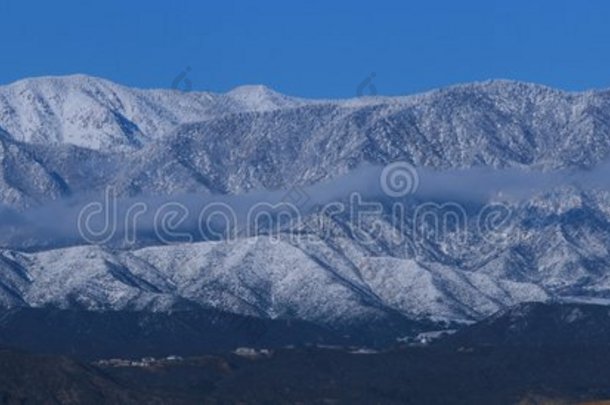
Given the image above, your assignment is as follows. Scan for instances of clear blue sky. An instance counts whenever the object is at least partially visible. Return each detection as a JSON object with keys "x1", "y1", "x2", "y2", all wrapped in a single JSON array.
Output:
[{"x1": 1, "y1": 0, "x2": 609, "y2": 98}]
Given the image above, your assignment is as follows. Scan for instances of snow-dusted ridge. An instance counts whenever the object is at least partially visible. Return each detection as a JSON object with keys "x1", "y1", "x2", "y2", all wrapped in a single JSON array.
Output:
[
  {"x1": 0, "y1": 74, "x2": 309, "y2": 151},
  {"x1": 0, "y1": 74, "x2": 600, "y2": 153},
  {"x1": 1, "y1": 75, "x2": 610, "y2": 327},
  {"x1": 2, "y1": 73, "x2": 610, "y2": 210},
  {"x1": 0, "y1": 235, "x2": 549, "y2": 324}
]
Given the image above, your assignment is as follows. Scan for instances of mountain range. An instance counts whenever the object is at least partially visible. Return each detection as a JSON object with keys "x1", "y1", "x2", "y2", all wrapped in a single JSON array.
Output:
[{"x1": 1, "y1": 75, "x2": 610, "y2": 338}]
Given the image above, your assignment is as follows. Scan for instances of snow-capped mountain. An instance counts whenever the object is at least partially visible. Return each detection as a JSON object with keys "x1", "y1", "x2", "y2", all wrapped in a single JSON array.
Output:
[
  {"x1": 1, "y1": 77, "x2": 610, "y2": 208},
  {"x1": 0, "y1": 233, "x2": 549, "y2": 324},
  {"x1": 1, "y1": 75, "x2": 610, "y2": 328},
  {"x1": 0, "y1": 75, "x2": 304, "y2": 152}
]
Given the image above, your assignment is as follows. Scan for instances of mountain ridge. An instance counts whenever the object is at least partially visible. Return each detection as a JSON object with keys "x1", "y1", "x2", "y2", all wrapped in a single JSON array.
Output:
[{"x1": 1, "y1": 75, "x2": 610, "y2": 329}]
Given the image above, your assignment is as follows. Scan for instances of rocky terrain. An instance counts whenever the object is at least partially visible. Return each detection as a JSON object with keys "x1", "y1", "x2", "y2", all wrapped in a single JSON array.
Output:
[{"x1": 0, "y1": 75, "x2": 610, "y2": 336}]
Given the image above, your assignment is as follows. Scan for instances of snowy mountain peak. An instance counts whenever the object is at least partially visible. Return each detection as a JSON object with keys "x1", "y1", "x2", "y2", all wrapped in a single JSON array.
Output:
[
  {"x1": 1, "y1": 74, "x2": 607, "y2": 154},
  {"x1": 0, "y1": 75, "x2": 610, "y2": 328},
  {"x1": 226, "y1": 84, "x2": 303, "y2": 110},
  {"x1": 5, "y1": 74, "x2": 116, "y2": 91},
  {"x1": 227, "y1": 84, "x2": 276, "y2": 95},
  {"x1": 0, "y1": 75, "x2": 302, "y2": 151}
]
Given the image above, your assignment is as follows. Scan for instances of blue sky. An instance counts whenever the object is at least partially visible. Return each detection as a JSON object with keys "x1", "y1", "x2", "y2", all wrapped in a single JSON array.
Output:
[{"x1": 1, "y1": 0, "x2": 609, "y2": 98}]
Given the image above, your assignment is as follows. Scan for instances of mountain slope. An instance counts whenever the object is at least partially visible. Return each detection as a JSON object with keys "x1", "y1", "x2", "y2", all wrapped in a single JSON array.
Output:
[
  {"x1": 1, "y1": 78, "x2": 610, "y2": 206},
  {"x1": 0, "y1": 75, "x2": 305, "y2": 152},
  {"x1": 0, "y1": 234, "x2": 548, "y2": 324},
  {"x1": 1, "y1": 76, "x2": 610, "y2": 328},
  {"x1": 441, "y1": 301, "x2": 610, "y2": 348},
  {"x1": 0, "y1": 347, "x2": 147, "y2": 403}
]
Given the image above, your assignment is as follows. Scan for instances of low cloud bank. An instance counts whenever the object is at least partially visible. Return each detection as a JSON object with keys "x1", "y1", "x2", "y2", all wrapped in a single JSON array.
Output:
[{"x1": 0, "y1": 162, "x2": 607, "y2": 250}]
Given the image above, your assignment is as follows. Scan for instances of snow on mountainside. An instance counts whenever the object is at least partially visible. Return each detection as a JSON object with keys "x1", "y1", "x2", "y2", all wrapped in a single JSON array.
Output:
[
  {"x1": 1, "y1": 75, "x2": 610, "y2": 327},
  {"x1": 0, "y1": 75, "x2": 305, "y2": 151},
  {"x1": 1, "y1": 186, "x2": 609, "y2": 324},
  {"x1": 0, "y1": 235, "x2": 548, "y2": 324},
  {"x1": 1, "y1": 77, "x2": 610, "y2": 207}
]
